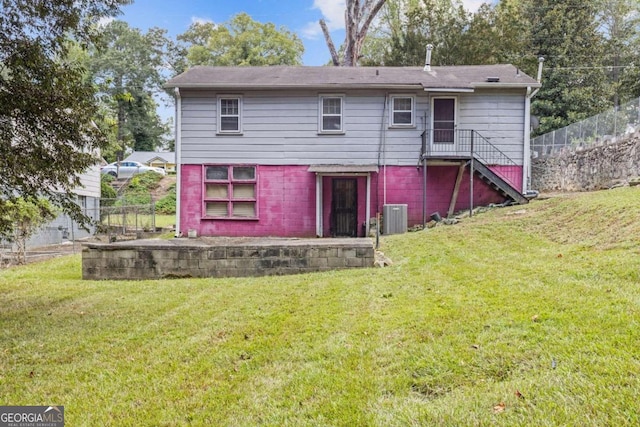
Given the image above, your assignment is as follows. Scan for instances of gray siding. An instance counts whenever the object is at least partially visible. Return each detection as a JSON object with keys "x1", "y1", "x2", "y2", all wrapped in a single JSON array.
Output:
[
  {"x1": 179, "y1": 88, "x2": 526, "y2": 166},
  {"x1": 458, "y1": 90, "x2": 525, "y2": 163}
]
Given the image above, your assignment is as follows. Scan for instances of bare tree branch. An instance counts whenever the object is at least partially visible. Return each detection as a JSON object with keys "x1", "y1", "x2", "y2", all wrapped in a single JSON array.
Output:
[{"x1": 319, "y1": 19, "x2": 340, "y2": 66}]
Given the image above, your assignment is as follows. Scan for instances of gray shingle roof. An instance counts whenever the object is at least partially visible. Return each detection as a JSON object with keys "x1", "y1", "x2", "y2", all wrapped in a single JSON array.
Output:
[
  {"x1": 165, "y1": 65, "x2": 540, "y2": 90},
  {"x1": 124, "y1": 151, "x2": 175, "y2": 164}
]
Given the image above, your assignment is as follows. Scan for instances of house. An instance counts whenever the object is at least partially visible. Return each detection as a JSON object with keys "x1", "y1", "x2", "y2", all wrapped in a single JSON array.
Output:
[
  {"x1": 165, "y1": 65, "x2": 540, "y2": 238},
  {"x1": 25, "y1": 164, "x2": 101, "y2": 247},
  {"x1": 123, "y1": 151, "x2": 176, "y2": 173}
]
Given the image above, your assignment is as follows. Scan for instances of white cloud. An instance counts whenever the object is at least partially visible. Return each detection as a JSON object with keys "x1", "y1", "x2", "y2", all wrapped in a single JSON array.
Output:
[
  {"x1": 301, "y1": 0, "x2": 345, "y2": 39},
  {"x1": 461, "y1": 0, "x2": 485, "y2": 13},
  {"x1": 96, "y1": 16, "x2": 114, "y2": 28}
]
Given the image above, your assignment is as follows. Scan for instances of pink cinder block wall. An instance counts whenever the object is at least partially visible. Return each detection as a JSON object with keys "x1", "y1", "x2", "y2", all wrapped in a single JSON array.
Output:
[
  {"x1": 370, "y1": 165, "x2": 522, "y2": 225},
  {"x1": 180, "y1": 164, "x2": 523, "y2": 237},
  {"x1": 180, "y1": 165, "x2": 317, "y2": 237}
]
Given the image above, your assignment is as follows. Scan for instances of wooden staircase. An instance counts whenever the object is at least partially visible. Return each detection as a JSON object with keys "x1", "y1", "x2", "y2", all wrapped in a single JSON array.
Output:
[{"x1": 471, "y1": 159, "x2": 529, "y2": 205}]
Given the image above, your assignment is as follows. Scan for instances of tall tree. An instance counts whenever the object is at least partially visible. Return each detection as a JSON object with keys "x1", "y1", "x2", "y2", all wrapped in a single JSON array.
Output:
[
  {"x1": 89, "y1": 20, "x2": 170, "y2": 158},
  {"x1": 179, "y1": 13, "x2": 304, "y2": 66},
  {"x1": 597, "y1": 0, "x2": 640, "y2": 103},
  {"x1": 320, "y1": 0, "x2": 387, "y2": 66},
  {"x1": 528, "y1": 0, "x2": 612, "y2": 134},
  {"x1": 0, "y1": 0, "x2": 130, "y2": 236}
]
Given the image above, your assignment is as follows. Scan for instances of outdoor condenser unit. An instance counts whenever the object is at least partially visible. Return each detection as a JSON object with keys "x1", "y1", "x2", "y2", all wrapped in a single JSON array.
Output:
[{"x1": 382, "y1": 204, "x2": 408, "y2": 235}]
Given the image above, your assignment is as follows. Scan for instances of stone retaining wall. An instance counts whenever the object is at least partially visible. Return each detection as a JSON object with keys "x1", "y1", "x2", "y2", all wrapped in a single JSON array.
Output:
[
  {"x1": 532, "y1": 134, "x2": 640, "y2": 192},
  {"x1": 82, "y1": 237, "x2": 375, "y2": 280}
]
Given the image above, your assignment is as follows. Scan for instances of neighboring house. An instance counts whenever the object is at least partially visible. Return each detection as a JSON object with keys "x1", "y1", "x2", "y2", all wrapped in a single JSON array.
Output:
[
  {"x1": 25, "y1": 164, "x2": 101, "y2": 248},
  {"x1": 124, "y1": 151, "x2": 176, "y2": 173},
  {"x1": 166, "y1": 65, "x2": 540, "y2": 238}
]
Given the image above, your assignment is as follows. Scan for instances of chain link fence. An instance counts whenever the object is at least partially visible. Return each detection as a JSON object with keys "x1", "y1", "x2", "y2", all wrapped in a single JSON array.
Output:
[
  {"x1": 531, "y1": 97, "x2": 640, "y2": 157},
  {"x1": 97, "y1": 199, "x2": 157, "y2": 236}
]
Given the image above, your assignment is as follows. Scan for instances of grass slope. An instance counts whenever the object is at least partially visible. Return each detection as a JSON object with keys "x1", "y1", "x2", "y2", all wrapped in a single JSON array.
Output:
[{"x1": 2, "y1": 187, "x2": 640, "y2": 426}]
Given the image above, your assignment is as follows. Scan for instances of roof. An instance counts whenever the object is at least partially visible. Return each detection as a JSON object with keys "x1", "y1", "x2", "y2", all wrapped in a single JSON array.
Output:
[
  {"x1": 124, "y1": 151, "x2": 176, "y2": 164},
  {"x1": 165, "y1": 65, "x2": 540, "y2": 91}
]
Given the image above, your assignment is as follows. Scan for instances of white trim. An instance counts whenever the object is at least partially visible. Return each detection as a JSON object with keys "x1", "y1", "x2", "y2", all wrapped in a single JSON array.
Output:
[
  {"x1": 524, "y1": 88, "x2": 532, "y2": 192},
  {"x1": 424, "y1": 87, "x2": 474, "y2": 93},
  {"x1": 430, "y1": 95, "x2": 459, "y2": 147},
  {"x1": 318, "y1": 94, "x2": 344, "y2": 133},
  {"x1": 315, "y1": 175, "x2": 323, "y2": 237},
  {"x1": 174, "y1": 88, "x2": 182, "y2": 237},
  {"x1": 217, "y1": 95, "x2": 243, "y2": 134},
  {"x1": 389, "y1": 94, "x2": 415, "y2": 127},
  {"x1": 365, "y1": 175, "x2": 371, "y2": 236}
]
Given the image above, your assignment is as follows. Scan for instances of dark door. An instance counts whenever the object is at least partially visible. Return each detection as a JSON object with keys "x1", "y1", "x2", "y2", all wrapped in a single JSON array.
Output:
[{"x1": 331, "y1": 178, "x2": 358, "y2": 237}]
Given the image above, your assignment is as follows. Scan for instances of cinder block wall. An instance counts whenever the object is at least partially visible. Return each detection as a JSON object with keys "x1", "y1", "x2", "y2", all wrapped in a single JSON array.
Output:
[{"x1": 82, "y1": 238, "x2": 375, "y2": 280}]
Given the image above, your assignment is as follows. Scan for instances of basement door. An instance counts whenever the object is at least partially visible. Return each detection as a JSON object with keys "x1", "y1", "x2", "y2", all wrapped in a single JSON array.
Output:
[{"x1": 331, "y1": 178, "x2": 358, "y2": 237}]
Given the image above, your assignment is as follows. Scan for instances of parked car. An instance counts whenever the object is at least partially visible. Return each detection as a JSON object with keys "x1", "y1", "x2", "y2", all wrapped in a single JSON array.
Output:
[{"x1": 101, "y1": 161, "x2": 166, "y2": 178}]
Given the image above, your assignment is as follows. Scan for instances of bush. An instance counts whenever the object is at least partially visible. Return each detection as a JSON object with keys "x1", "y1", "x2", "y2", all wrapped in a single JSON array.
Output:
[
  {"x1": 101, "y1": 174, "x2": 116, "y2": 204},
  {"x1": 155, "y1": 184, "x2": 176, "y2": 214},
  {"x1": 128, "y1": 172, "x2": 162, "y2": 192}
]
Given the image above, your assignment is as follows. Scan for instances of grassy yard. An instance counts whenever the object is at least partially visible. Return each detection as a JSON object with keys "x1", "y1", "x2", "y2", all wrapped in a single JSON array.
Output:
[{"x1": 2, "y1": 187, "x2": 640, "y2": 426}]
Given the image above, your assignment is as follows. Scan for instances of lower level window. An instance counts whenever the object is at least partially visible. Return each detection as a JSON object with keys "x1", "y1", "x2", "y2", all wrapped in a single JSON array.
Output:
[{"x1": 204, "y1": 165, "x2": 257, "y2": 218}]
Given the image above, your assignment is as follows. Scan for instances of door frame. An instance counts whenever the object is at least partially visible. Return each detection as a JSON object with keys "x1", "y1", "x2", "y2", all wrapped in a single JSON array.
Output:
[
  {"x1": 430, "y1": 96, "x2": 459, "y2": 152},
  {"x1": 330, "y1": 178, "x2": 358, "y2": 237},
  {"x1": 313, "y1": 172, "x2": 372, "y2": 238}
]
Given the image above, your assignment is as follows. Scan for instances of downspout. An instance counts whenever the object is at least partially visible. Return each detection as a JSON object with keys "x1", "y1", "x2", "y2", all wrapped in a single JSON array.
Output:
[
  {"x1": 524, "y1": 57, "x2": 544, "y2": 192},
  {"x1": 174, "y1": 87, "x2": 182, "y2": 238},
  {"x1": 377, "y1": 93, "x2": 389, "y2": 206}
]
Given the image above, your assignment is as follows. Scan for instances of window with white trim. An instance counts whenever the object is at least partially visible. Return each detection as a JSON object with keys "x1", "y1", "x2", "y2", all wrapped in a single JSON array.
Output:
[
  {"x1": 217, "y1": 96, "x2": 242, "y2": 133},
  {"x1": 204, "y1": 165, "x2": 257, "y2": 218},
  {"x1": 390, "y1": 96, "x2": 414, "y2": 126},
  {"x1": 319, "y1": 95, "x2": 344, "y2": 132}
]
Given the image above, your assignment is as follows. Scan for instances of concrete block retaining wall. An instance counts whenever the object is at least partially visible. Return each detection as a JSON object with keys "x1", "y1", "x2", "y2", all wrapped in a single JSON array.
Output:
[
  {"x1": 82, "y1": 237, "x2": 375, "y2": 280},
  {"x1": 532, "y1": 134, "x2": 640, "y2": 192}
]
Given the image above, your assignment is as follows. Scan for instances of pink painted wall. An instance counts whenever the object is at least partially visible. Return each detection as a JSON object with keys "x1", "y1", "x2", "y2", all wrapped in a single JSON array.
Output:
[
  {"x1": 180, "y1": 165, "x2": 317, "y2": 237},
  {"x1": 180, "y1": 164, "x2": 523, "y2": 237}
]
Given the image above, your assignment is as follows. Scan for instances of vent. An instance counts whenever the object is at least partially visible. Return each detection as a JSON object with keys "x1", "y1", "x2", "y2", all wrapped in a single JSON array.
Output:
[
  {"x1": 383, "y1": 204, "x2": 407, "y2": 235},
  {"x1": 487, "y1": 77, "x2": 500, "y2": 82}
]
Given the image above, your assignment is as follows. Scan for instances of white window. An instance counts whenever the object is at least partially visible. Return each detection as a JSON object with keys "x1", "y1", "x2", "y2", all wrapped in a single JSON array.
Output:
[
  {"x1": 319, "y1": 95, "x2": 344, "y2": 133},
  {"x1": 204, "y1": 165, "x2": 257, "y2": 218},
  {"x1": 218, "y1": 96, "x2": 242, "y2": 133},
  {"x1": 390, "y1": 95, "x2": 414, "y2": 127}
]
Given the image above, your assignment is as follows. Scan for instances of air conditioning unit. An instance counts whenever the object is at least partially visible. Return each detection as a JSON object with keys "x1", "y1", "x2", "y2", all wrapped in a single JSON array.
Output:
[{"x1": 383, "y1": 204, "x2": 407, "y2": 235}]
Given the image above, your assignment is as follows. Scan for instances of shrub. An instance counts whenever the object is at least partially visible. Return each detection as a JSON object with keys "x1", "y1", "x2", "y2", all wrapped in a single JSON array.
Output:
[{"x1": 155, "y1": 184, "x2": 176, "y2": 214}]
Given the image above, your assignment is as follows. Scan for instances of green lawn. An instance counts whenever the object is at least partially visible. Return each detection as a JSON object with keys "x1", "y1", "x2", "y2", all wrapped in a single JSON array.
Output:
[{"x1": 2, "y1": 187, "x2": 640, "y2": 426}]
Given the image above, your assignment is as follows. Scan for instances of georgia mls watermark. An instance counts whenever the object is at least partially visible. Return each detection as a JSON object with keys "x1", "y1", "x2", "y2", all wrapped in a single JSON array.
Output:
[{"x1": 0, "y1": 406, "x2": 64, "y2": 427}]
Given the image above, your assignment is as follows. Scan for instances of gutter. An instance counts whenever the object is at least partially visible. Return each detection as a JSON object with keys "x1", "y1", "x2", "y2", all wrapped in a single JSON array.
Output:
[{"x1": 174, "y1": 87, "x2": 182, "y2": 238}]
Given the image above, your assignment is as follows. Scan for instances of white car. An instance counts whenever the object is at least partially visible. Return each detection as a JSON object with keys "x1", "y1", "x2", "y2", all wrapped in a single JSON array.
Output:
[{"x1": 101, "y1": 161, "x2": 166, "y2": 178}]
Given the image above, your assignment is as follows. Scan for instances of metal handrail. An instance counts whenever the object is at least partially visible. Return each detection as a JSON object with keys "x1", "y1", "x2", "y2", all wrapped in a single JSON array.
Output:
[{"x1": 423, "y1": 129, "x2": 522, "y2": 190}]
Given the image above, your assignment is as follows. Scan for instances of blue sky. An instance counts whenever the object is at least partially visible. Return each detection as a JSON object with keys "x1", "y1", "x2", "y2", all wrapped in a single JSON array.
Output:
[{"x1": 118, "y1": 0, "x2": 486, "y2": 66}]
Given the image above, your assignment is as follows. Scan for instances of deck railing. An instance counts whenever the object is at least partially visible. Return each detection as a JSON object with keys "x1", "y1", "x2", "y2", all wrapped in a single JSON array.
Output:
[{"x1": 422, "y1": 129, "x2": 522, "y2": 190}]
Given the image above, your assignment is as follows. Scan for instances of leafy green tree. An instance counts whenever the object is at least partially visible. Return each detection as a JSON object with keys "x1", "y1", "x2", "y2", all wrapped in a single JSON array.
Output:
[
  {"x1": 1, "y1": 198, "x2": 57, "y2": 264},
  {"x1": 179, "y1": 13, "x2": 304, "y2": 66},
  {"x1": 597, "y1": 0, "x2": 640, "y2": 103},
  {"x1": 0, "y1": 0, "x2": 130, "y2": 236},
  {"x1": 89, "y1": 20, "x2": 170, "y2": 158},
  {"x1": 527, "y1": 0, "x2": 612, "y2": 134}
]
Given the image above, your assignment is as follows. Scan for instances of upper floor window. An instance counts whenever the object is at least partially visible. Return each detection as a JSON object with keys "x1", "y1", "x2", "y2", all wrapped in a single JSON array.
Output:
[
  {"x1": 319, "y1": 95, "x2": 344, "y2": 133},
  {"x1": 218, "y1": 96, "x2": 242, "y2": 133},
  {"x1": 390, "y1": 95, "x2": 414, "y2": 127}
]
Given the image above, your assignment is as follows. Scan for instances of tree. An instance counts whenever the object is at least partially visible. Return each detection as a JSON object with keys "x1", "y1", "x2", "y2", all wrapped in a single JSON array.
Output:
[
  {"x1": 321, "y1": 0, "x2": 387, "y2": 66},
  {"x1": 0, "y1": 0, "x2": 131, "y2": 236},
  {"x1": 179, "y1": 13, "x2": 304, "y2": 67},
  {"x1": 597, "y1": 0, "x2": 640, "y2": 103},
  {"x1": 89, "y1": 20, "x2": 170, "y2": 158},
  {"x1": 527, "y1": 0, "x2": 612, "y2": 134},
  {"x1": 1, "y1": 198, "x2": 56, "y2": 265}
]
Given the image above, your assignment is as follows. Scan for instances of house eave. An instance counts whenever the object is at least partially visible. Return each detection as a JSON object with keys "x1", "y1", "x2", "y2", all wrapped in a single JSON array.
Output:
[{"x1": 164, "y1": 83, "x2": 425, "y2": 91}]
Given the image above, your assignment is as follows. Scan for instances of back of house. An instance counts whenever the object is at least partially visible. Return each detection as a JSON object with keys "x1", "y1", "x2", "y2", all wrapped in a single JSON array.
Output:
[{"x1": 166, "y1": 64, "x2": 539, "y2": 238}]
